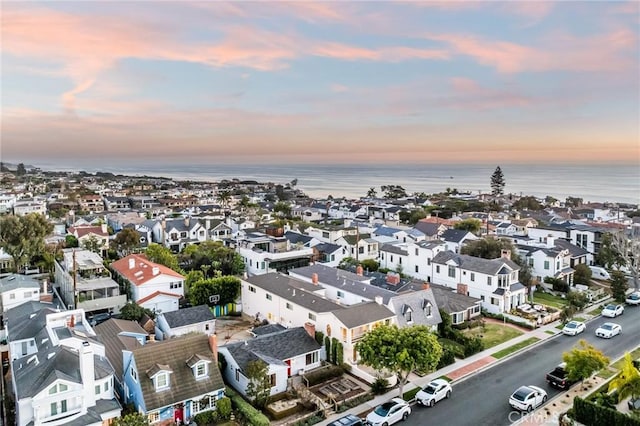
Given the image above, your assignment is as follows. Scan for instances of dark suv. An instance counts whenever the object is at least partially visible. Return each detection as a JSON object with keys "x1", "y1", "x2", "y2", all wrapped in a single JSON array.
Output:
[{"x1": 89, "y1": 312, "x2": 112, "y2": 326}]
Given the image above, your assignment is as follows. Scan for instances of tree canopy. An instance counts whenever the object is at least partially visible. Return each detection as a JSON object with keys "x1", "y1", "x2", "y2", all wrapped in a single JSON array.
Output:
[
  {"x1": 245, "y1": 360, "x2": 272, "y2": 409},
  {"x1": 0, "y1": 213, "x2": 53, "y2": 271},
  {"x1": 454, "y1": 218, "x2": 482, "y2": 235},
  {"x1": 119, "y1": 302, "x2": 154, "y2": 321},
  {"x1": 610, "y1": 270, "x2": 629, "y2": 302},
  {"x1": 189, "y1": 276, "x2": 241, "y2": 307},
  {"x1": 145, "y1": 243, "x2": 181, "y2": 272},
  {"x1": 113, "y1": 228, "x2": 141, "y2": 255},
  {"x1": 608, "y1": 353, "x2": 640, "y2": 402},
  {"x1": 380, "y1": 185, "x2": 407, "y2": 199},
  {"x1": 179, "y1": 241, "x2": 245, "y2": 276},
  {"x1": 113, "y1": 412, "x2": 149, "y2": 426},
  {"x1": 490, "y1": 166, "x2": 505, "y2": 196},
  {"x1": 563, "y1": 339, "x2": 609, "y2": 383},
  {"x1": 356, "y1": 324, "x2": 442, "y2": 397},
  {"x1": 460, "y1": 237, "x2": 515, "y2": 260},
  {"x1": 573, "y1": 264, "x2": 592, "y2": 285}
]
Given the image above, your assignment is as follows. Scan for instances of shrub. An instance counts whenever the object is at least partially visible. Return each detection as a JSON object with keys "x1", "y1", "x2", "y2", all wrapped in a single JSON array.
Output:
[
  {"x1": 335, "y1": 342, "x2": 344, "y2": 365},
  {"x1": 193, "y1": 411, "x2": 215, "y2": 426},
  {"x1": 573, "y1": 396, "x2": 640, "y2": 426},
  {"x1": 371, "y1": 377, "x2": 390, "y2": 395},
  {"x1": 545, "y1": 276, "x2": 570, "y2": 293},
  {"x1": 315, "y1": 331, "x2": 324, "y2": 346},
  {"x1": 216, "y1": 396, "x2": 232, "y2": 420},
  {"x1": 331, "y1": 337, "x2": 339, "y2": 364},
  {"x1": 462, "y1": 336, "x2": 484, "y2": 357},
  {"x1": 324, "y1": 336, "x2": 332, "y2": 362},
  {"x1": 231, "y1": 393, "x2": 270, "y2": 426}
]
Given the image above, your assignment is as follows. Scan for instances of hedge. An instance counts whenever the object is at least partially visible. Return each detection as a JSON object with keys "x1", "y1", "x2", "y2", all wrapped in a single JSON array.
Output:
[
  {"x1": 230, "y1": 393, "x2": 270, "y2": 426},
  {"x1": 304, "y1": 364, "x2": 344, "y2": 386},
  {"x1": 483, "y1": 312, "x2": 536, "y2": 330},
  {"x1": 573, "y1": 396, "x2": 640, "y2": 426}
]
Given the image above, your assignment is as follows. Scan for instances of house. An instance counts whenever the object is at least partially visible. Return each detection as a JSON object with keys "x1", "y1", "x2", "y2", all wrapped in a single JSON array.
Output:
[
  {"x1": 310, "y1": 242, "x2": 346, "y2": 267},
  {"x1": 388, "y1": 287, "x2": 441, "y2": 332},
  {"x1": 78, "y1": 194, "x2": 105, "y2": 213},
  {"x1": 5, "y1": 304, "x2": 121, "y2": 426},
  {"x1": 103, "y1": 196, "x2": 132, "y2": 211},
  {"x1": 150, "y1": 217, "x2": 207, "y2": 252},
  {"x1": 122, "y1": 334, "x2": 225, "y2": 424},
  {"x1": 335, "y1": 233, "x2": 379, "y2": 261},
  {"x1": 67, "y1": 224, "x2": 110, "y2": 256},
  {"x1": 495, "y1": 222, "x2": 518, "y2": 236},
  {"x1": 155, "y1": 305, "x2": 216, "y2": 341},
  {"x1": 377, "y1": 240, "x2": 446, "y2": 283},
  {"x1": 427, "y1": 283, "x2": 483, "y2": 325},
  {"x1": 413, "y1": 220, "x2": 446, "y2": 241},
  {"x1": 431, "y1": 250, "x2": 527, "y2": 314},
  {"x1": 237, "y1": 231, "x2": 314, "y2": 276},
  {"x1": 219, "y1": 324, "x2": 321, "y2": 398},
  {"x1": 515, "y1": 236, "x2": 575, "y2": 285},
  {"x1": 0, "y1": 274, "x2": 41, "y2": 312},
  {"x1": 372, "y1": 225, "x2": 425, "y2": 243},
  {"x1": 111, "y1": 254, "x2": 185, "y2": 314},
  {"x1": 439, "y1": 229, "x2": 479, "y2": 253},
  {"x1": 13, "y1": 199, "x2": 48, "y2": 216}
]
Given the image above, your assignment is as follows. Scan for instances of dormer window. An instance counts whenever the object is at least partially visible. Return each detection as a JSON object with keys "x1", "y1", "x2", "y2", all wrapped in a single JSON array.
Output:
[
  {"x1": 402, "y1": 304, "x2": 413, "y2": 323},
  {"x1": 146, "y1": 364, "x2": 173, "y2": 391},
  {"x1": 156, "y1": 372, "x2": 169, "y2": 390},
  {"x1": 422, "y1": 299, "x2": 432, "y2": 317},
  {"x1": 186, "y1": 354, "x2": 212, "y2": 380}
]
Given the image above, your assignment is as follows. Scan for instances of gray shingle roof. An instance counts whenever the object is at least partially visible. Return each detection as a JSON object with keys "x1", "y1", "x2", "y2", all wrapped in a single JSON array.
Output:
[
  {"x1": 251, "y1": 323, "x2": 286, "y2": 337},
  {"x1": 94, "y1": 318, "x2": 147, "y2": 379},
  {"x1": 289, "y1": 264, "x2": 369, "y2": 284},
  {"x1": 379, "y1": 243, "x2": 408, "y2": 256},
  {"x1": 331, "y1": 301, "x2": 395, "y2": 328},
  {"x1": 440, "y1": 229, "x2": 473, "y2": 243},
  {"x1": 132, "y1": 334, "x2": 225, "y2": 411},
  {"x1": 428, "y1": 283, "x2": 482, "y2": 314},
  {"x1": 390, "y1": 290, "x2": 442, "y2": 328},
  {"x1": 0, "y1": 274, "x2": 40, "y2": 293},
  {"x1": 161, "y1": 305, "x2": 215, "y2": 329},
  {"x1": 225, "y1": 327, "x2": 320, "y2": 372},
  {"x1": 245, "y1": 273, "x2": 344, "y2": 313},
  {"x1": 432, "y1": 251, "x2": 520, "y2": 275}
]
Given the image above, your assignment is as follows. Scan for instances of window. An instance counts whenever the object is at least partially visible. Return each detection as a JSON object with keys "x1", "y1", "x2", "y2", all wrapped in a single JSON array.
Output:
[
  {"x1": 427, "y1": 258, "x2": 431, "y2": 265},
  {"x1": 544, "y1": 261, "x2": 550, "y2": 270},
  {"x1": 405, "y1": 310, "x2": 412, "y2": 323},
  {"x1": 470, "y1": 272, "x2": 475, "y2": 281},
  {"x1": 205, "y1": 323, "x2": 210, "y2": 331},
  {"x1": 49, "y1": 386, "x2": 57, "y2": 395},
  {"x1": 337, "y1": 290, "x2": 344, "y2": 298},
  {"x1": 480, "y1": 295, "x2": 485, "y2": 301},
  {"x1": 415, "y1": 265, "x2": 419, "y2": 273},
  {"x1": 358, "y1": 246, "x2": 364, "y2": 254},
  {"x1": 131, "y1": 367, "x2": 137, "y2": 382},
  {"x1": 156, "y1": 373, "x2": 169, "y2": 390},
  {"x1": 104, "y1": 382, "x2": 109, "y2": 391},
  {"x1": 436, "y1": 265, "x2": 440, "y2": 273},
  {"x1": 286, "y1": 302, "x2": 293, "y2": 310},
  {"x1": 9, "y1": 294, "x2": 15, "y2": 300},
  {"x1": 270, "y1": 374, "x2": 276, "y2": 387},
  {"x1": 498, "y1": 274, "x2": 509, "y2": 288},
  {"x1": 308, "y1": 313, "x2": 316, "y2": 321},
  {"x1": 415, "y1": 249, "x2": 419, "y2": 256},
  {"x1": 399, "y1": 258, "x2": 402, "y2": 265},
  {"x1": 148, "y1": 412, "x2": 160, "y2": 423},
  {"x1": 248, "y1": 285, "x2": 256, "y2": 293},
  {"x1": 305, "y1": 352, "x2": 318, "y2": 365},
  {"x1": 95, "y1": 385, "x2": 100, "y2": 395},
  {"x1": 235, "y1": 368, "x2": 240, "y2": 381},
  {"x1": 24, "y1": 291, "x2": 31, "y2": 298},
  {"x1": 448, "y1": 266, "x2": 456, "y2": 278},
  {"x1": 61, "y1": 400, "x2": 67, "y2": 413},
  {"x1": 487, "y1": 277, "x2": 492, "y2": 286},
  {"x1": 51, "y1": 402, "x2": 57, "y2": 416},
  {"x1": 390, "y1": 255, "x2": 394, "y2": 262},
  {"x1": 265, "y1": 293, "x2": 272, "y2": 301},
  {"x1": 196, "y1": 363, "x2": 207, "y2": 378},
  {"x1": 424, "y1": 303, "x2": 432, "y2": 317}
]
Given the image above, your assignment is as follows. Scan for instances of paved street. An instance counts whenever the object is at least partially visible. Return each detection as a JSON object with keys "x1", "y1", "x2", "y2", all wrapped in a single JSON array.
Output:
[{"x1": 404, "y1": 305, "x2": 640, "y2": 426}]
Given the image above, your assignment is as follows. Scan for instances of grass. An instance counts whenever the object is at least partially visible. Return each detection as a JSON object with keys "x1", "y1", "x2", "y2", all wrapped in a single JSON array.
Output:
[
  {"x1": 533, "y1": 291, "x2": 568, "y2": 309},
  {"x1": 596, "y1": 345, "x2": 640, "y2": 379},
  {"x1": 545, "y1": 330, "x2": 556, "y2": 335},
  {"x1": 438, "y1": 375, "x2": 452, "y2": 382},
  {"x1": 403, "y1": 387, "x2": 421, "y2": 401},
  {"x1": 491, "y1": 337, "x2": 541, "y2": 359},
  {"x1": 597, "y1": 367, "x2": 618, "y2": 380},
  {"x1": 463, "y1": 323, "x2": 524, "y2": 349}
]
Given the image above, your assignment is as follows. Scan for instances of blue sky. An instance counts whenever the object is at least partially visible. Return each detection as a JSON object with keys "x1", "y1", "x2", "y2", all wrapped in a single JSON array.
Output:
[{"x1": 2, "y1": 1, "x2": 638, "y2": 166}]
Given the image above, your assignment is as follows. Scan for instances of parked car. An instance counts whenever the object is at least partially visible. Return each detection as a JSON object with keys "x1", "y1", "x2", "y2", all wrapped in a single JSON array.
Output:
[
  {"x1": 509, "y1": 385, "x2": 547, "y2": 412},
  {"x1": 562, "y1": 321, "x2": 586, "y2": 336},
  {"x1": 601, "y1": 304, "x2": 624, "y2": 318},
  {"x1": 328, "y1": 414, "x2": 364, "y2": 426},
  {"x1": 595, "y1": 322, "x2": 622, "y2": 338},
  {"x1": 415, "y1": 379, "x2": 452, "y2": 407},
  {"x1": 589, "y1": 266, "x2": 611, "y2": 280},
  {"x1": 89, "y1": 312, "x2": 112, "y2": 326},
  {"x1": 365, "y1": 398, "x2": 411, "y2": 426},
  {"x1": 546, "y1": 362, "x2": 577, "y2": 390},
  {"x1": 625, "y1": 292, "x2": 640, "y2": 306}
]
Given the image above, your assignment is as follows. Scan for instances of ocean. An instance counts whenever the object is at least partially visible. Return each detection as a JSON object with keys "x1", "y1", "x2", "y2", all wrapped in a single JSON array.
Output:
[{"x1": 38, "y1": 162, "x2": 640, "y2": 205}]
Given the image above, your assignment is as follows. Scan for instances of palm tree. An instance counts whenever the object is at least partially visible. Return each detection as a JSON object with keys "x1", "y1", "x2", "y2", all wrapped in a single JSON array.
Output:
[
  {"x1": 367, "y1": 187, "x2": 377, "y2": 199},
  {"x1": 609, "y1": 353, "x2": 640, "y2": 402},
  {"x1": 217, "y1": 190, "x2": 232, "y2": 208}
]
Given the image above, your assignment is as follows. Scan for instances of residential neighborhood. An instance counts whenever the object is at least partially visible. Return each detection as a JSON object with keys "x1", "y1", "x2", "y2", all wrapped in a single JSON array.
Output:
[{"x1": 0, "y1": 164, "x2": 639, "y2": 426}]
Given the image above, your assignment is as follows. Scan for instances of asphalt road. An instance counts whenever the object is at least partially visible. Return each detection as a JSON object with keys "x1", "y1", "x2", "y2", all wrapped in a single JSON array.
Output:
[{"x1": 404, "y1": 305, "x2": 640, "y2": 426}]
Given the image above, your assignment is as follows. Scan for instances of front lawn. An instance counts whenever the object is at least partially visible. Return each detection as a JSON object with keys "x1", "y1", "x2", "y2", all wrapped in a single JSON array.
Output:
[
  {"x1": 463, "y1": 323, "x2": 524, "y2": 349},
  {"x1": 533, "y1": 291, "x2": 568, "y2": 309},
  {"x1": 491, "y1": 337, "x2": 540, "y2": 359}
]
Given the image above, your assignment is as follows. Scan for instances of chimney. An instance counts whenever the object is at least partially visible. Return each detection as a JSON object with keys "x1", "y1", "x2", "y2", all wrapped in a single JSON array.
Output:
[
  {"x1": 422, "y1": 282, "x2": 430, "y2": 290},
  {"x1": 386, "y1": 272, "x2": 400, "y2": 286},
  {"x1": 128, "y1": 258, "x2": 135, "y2": 269},
  {"x1": 374, "y1": 295, "x2": 383, "y2": 305},
  {"x1": 312, "y1": 273, "x2": 319, "y2": 285},
  {"x1": 356, "y1": 265, "x2": 364, "y2": 276},
  {"x1": 457, "y1": 283, "x2": 468, "y2": 295},
  {"x1": 101, "y1": 223, "x2": 108, "y2": 234},
  {"x1": 304, "y1": 322, "x2": 316, "y2": 338},
  {"x1": 42, "y1": 279, "x2": 47, "y2": 295},
  {"x1": 208, "y1": 334, "x2": 218, "y2": 364},
  {"x1": 184, "y1": 216, "x2": 190, "y2": 227},
  {"x1": 501, "y1": 249, "x2": 511, "y2": 260},
  {"x1": 161, "y1": 218, "x2": 166, "y2": 230},
  {"x1": 152, "y1": 266, "x2": 160, "y2": 276},
  {"x1": 80, "y1": 342, "x2": 96, "y2": 408}
]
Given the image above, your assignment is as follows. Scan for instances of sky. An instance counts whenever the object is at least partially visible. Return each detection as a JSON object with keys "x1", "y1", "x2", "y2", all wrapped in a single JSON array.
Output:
[{"x1": 1, "y1": 1, "x2": 639, "y2": 167}]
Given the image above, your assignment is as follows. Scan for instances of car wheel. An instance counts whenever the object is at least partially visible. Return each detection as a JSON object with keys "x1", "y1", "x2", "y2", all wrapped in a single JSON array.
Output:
[
  {"x1": 429, "y1": 399, "x2": 435, "y2": 407},
  {"x1": 402, "y1": 411, "x2": 409, "y2": 421},
  {"x1": 382, "y1": 423, "x2": 388, "y2": 426},
  {"x1": 446, "y1": 390, "x2": 451, "y2": 399},
  {"x1": 542, "y1": 395, "x2": 547, "y2": 403},
  {"x1": 527, "y1": 404, "x2": 533, "y2": 413}
]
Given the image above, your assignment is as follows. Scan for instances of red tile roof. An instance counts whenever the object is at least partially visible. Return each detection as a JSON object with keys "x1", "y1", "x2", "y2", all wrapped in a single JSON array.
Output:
[
  {"x1": 111, "y1": 254, "x2": 184, "y2": 286},
  {"x1": 137, "y1": 290, "x2": 182, "y2": 305},
  {"x1": 69, "y1": 225, "x2": 108, "y2": 238}
]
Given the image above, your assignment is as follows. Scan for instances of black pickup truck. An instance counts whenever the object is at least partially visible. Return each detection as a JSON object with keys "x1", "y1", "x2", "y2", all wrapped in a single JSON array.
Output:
[{"x1": 546, "y1": 362, "x2": 577, "y2": 390}]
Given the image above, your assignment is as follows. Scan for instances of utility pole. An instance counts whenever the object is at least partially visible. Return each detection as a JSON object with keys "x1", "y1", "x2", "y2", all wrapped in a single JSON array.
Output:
[{"x1": 73, "y1": 249, "x2": 78, "y2": 309}]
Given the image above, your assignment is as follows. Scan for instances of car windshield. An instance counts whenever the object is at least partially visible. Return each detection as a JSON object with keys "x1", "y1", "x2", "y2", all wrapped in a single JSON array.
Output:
[
  {"x1": 512, "y1": 387, "x2": 531, "y2": 401},
  {"x1": 630, "y1": 294, "x2": 640, "y2": 300},
  {"x1": 423, "y1": 385, "x2": 437, "y2": 394},
  {"x1": 601, "y1": 324, "x2": 613, "y2": 330},
  {"x1": 374, "y1": 402, "x2": 394, "y2": 417},
  {"x1": 605, "y1": 305, "x2": 616, "y2": 310},
  {"x1": 566, "y1": 322, "x2": 577, "y2": 328}
]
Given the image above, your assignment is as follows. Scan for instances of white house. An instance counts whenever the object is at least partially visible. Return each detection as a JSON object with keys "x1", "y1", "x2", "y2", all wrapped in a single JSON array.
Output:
[
  {"x1": 0, "y1": 274, "x2": 41, "y2": 312},
  {"x1": 150, "y1": 217, "x2": 207, "y2": 252},
  {"x1": 431, "y1": 250, "x2": 527, "y2": 314},
  {"x1": 111, "y1": 254, "x2": 185, "y2": 313},
  {"x1": 237, "y1": 231, "x2": 314, "y2": 276},
  {"x1": 219, "y1": 325, "x2": 322, "y2": 398},
  {"x1": 515, "y1": 236, "x2": 575, "y2": 285},
  {"x1": 378, "y1": 240, "x2": 446, "y2": 283},
  {"x1": 439, "y1": 229, "x2": 479, "y2": 254},
  {"x1": 155, "y1": 305, "x2": 216, "y2": 341}
]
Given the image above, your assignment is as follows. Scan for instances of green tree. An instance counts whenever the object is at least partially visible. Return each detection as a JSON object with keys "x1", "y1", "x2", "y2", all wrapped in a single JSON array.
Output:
[
  {"x1": 366, "y1": 187, "x2": 377, "y2": 198},
  {"x1": 490, "y1": 166, "x2": 505, "y2": 196},
  {"x1": 217, "y1": 190, "x2": 232, "y2": 208},
  {"x1": 454, "y1": 218, "x2": 482, "y2": 235},
  {"x1": 245, "y1": 360, "x2": 271, "y2": 409},
  {"x1": 81, "y1": 235, "x2": 102, "y2": 254},
  {"x1": 145, "y1": 243, "x2": 180, "y2": 271},
  {"x1": 119, "y1": 303, "x2": 154, "y2": 321},
  {"x1": 189, "y1": 276, "x2": 241, "y2": 306},
  {"x1": 408, "y1": 209, "x2": 427, "y2": 225},
  {"x1": 566, "y1": 291, "x2": 589, "y2": 311},
  {"x1": 179, "y1": 241, "x2": 244, "y2": 276},
  {"x1": 273, "y1": 201, "x2": 291, "y2": 218},
  {"x1": 356, "y1": 324, "x2": 443, "y2": 397},
  {"x1": 114, "y1": 412, "x2": 149, "y2": 426},
  {"x1": 360, "y1": 259, "x2": 379, "y2": 272},
  {"x1": 606, "y1": 231, "x2": 640, "y2": 291},
  {"x1": 565, "y1": 197, "x2": 583, "y2": 208},
  {"x1": 113, "y1": 228, "x2": 141, "y2": 255},
  {"x1": 563, "y1": 339, "x2": 609, "y2": 385},
  {"x1": 184, "y1": 270, "x2": 204, "y2": 295},
  {"x1": 65, "y1": 235, "x2": 79, "y2": 248},
  {"x1": 381, "y1": 185, "x2": 407, "y2": 199},
  {"x1": 573, "y1": 264, "x2": 592, "y2": 285},
  {"x1": 0, "y1": 213, "x2": 53, "y2": 271},
  {"x1": 610, "y1": 270, "x2": 629, "y2": 302},
  {"x1": 512, "y1": 196, "x2": 542, "y2": 211},
  {"x1": 460, "y1": 237, "x2": 515, "y2": 260},
  {"x1": 608, "y1": 353, "x2": 640, "y2": 403},
  {"x1": 16, "y1": 163, "x2": 27, "y2": 176},
  {"x1": 595, "y1": 233, "x2": 626, "y2": 271}
]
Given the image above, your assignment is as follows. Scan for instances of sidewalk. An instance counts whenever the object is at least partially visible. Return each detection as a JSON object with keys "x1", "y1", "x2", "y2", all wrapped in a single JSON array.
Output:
[{"x1": 317, "y1": 303, "x2": 605, "y2": 426}]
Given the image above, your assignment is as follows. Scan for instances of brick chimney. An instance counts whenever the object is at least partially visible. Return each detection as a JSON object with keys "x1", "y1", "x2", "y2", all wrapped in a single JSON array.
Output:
[
  {"x1": 208, "y1": 334, "x2": 218, "y2": 364},
  {"x1": 356, "y1": 265, "x2": 364, "y2": 276},
  {"x1": 312, "y1": 273, "x2": 319, "y2": 285},
  {"x1": 422, "y1": 282, "x2": 430, "y2": 290},
  {"x1": 501, "y1": 249, "x2": 511, "y2": 260},
  {"x1": 304, "y1": 322, "x2": 316, "y2": 338},
  {"x1": 386, "y1": 272, "x2": 400, "y2": 286},
  {"x1": 457, "y1": 283, "x2": 468, "y2": 295}
]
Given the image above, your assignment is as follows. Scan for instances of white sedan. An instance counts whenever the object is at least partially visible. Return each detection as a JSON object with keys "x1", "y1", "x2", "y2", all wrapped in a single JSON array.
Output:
[
  {"x1": 626, "y1": 292, "x2": 640, "y2": 306},
  {"x1": 562, "y1": 321, "x2": 586, "y2": 336},
  {"x1": 366, "y1": 398, "x2": 411, "y2": 426},
  {"x1": 595, "y1": 322, "x2": 622, "y2": 338},
  {"x1": 602, "y1": 304, "x2": 624, "y2": 318},
  {"x1": 509, "y1": 385, "x2": 548, "y2": 412},
  {"x1": 415, "y1": 379, "x2": 452, "y2": 407}
]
